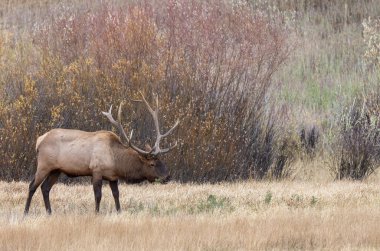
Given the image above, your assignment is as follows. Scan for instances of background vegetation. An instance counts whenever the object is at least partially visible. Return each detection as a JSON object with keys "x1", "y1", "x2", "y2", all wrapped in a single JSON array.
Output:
[{"x1": 0, "y1": 0, "x2": 380, "y2": 182}]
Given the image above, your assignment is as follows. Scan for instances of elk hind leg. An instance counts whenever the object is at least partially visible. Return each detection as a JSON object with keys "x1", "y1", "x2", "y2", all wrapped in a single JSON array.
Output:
[
  {"x1": 24, "y1": 169, "x2": 50, "y2": 215},
  {"x1": 41, "y1": 170, "x2": 60, "y2": 214},
  {"x1": 92, "y1": 175, "x2": 103, "y2": 213}
]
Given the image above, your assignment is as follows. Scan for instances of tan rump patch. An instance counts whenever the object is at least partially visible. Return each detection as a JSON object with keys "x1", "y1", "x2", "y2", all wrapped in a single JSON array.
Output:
[{"x1": 36, "y1": 132, "x2": 50, "y2": 151}]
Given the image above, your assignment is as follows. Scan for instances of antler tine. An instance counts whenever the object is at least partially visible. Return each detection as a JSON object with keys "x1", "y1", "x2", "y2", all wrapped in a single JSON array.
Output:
[
  {"x1": 138, "y1": 91, "x2": 155, "y2": 114},
  {"x1": 155, "y1": 94, "x2": 159, "y2": 111},
  {"x1": 137, "y1": 91, "x2": 179, "y2": 155},
  {"x1": 128, "y1": 129, "x2": 152, "y2": 155},
  {"x1": 102, "y1": 105, "x2": 129, "y2": 144},
  {"x1": 129, "y1": 129, "x2": 133, "y2": 140},
  {"x1": 161, "y1": 119, "x2": 180, "y2": 138},
  {"x1": 102, "y1": 104, "x2": 151, "y2": 155},
  {"x1": 138, "y1": 92, "x2": 161, "y2": 150},
  {"x1": 159, "y1": 141, "x2": 178, "y2": 154},
  {"x1": 117, "y1": 102, "x2": 123, "y2": 124},
  {"x1": 102, "y1": 105, "x2": 114, "y2": 123},
  {"x1": 111, "y1": 91, "x2": 179, "y2": 156}
]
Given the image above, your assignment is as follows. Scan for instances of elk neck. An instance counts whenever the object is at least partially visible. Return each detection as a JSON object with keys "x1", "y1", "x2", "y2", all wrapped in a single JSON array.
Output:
[{"x1": 112, "y1": 145, "x2": 145, "y2": 180}]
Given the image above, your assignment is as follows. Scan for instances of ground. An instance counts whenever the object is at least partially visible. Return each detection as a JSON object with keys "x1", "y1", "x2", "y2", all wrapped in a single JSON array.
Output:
[{"x1": 1, "y1": 180, "x2": 380, "y2": 250}]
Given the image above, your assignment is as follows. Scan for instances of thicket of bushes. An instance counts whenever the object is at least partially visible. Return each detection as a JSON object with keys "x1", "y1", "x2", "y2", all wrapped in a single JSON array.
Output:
[
  {"x1": 1, "y1": 0, "x2": 379, "y2": 182},
  {"x1": 0, "y1": 0, "x2": 293, "y2": 182}
]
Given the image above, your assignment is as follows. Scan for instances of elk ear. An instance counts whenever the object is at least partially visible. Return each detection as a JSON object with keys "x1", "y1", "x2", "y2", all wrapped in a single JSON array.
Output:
[{"x1": 144, "y1": 144, "x2": 152, "y2": 152}]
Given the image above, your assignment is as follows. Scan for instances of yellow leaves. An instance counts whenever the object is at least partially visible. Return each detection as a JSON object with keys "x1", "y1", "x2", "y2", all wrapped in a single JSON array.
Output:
[
  {"x1": 39, "y1": 53, "x2": 64, "y2": 83},
  {"x1": 11, "y1": 77, "x2": 37, "y2": 113},
  {"x1": 112, "y1": 58, "x2": 132, "y2": 74},
  {"x1": 85, "y1": 57, "x2": 94, "y2": 66},
  {"x1": 23, "y1": 77, "x2": 37, "y2": 97},
  {"x1": 50, "y1": 103, "x2": 64, "y2": 125},
  {"x1": 13, "y1": 96, "x2": 28, "y2": 110},
  {"x1": 63, "y1": 61, "x2": 80, "y2": 75}
]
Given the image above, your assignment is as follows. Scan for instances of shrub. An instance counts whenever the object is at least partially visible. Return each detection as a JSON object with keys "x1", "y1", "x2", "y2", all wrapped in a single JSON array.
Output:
[
  {"x1": 328, "y1": 16, "x2": 380, "y2": 179},
  {"x1": 0, "y1": 0, "x2": 290, "y2": 182},
  {"x1": 300, "y1": 125, "x2": 319, "y2": 157},
  {"x1": 331, "y1": 91, "x2": 380, "y2": 180}
]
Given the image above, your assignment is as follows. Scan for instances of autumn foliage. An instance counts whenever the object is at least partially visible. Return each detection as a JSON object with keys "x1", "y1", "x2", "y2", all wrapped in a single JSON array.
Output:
[{"x1": 0, "y1": 1, "x2": 290, "y2": 182}]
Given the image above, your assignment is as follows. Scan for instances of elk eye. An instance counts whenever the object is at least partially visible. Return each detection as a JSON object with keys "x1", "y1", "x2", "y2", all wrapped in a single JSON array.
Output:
[{"x1": 150, "y1": 163, "x2": 155, "y2": 167}]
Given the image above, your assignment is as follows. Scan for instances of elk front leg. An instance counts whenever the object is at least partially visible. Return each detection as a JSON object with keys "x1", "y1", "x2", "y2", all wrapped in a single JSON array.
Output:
[
  {"x1": 92, "y1": 175, "x2": 103, "y2": 213},
  {"x1": 109, "y1": 180, "x2": 120, "y2": 212}
]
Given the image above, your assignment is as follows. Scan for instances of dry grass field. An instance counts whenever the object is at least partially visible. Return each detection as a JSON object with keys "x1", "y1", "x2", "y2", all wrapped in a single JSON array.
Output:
[{"x1": 1, "y1": 180, "x2": 380, "y2": 250}]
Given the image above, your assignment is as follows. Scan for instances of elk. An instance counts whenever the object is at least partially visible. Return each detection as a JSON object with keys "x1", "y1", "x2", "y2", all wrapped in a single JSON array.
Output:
[{"x1": 24, "y1": 92, "x2": 179, "y2": 214}]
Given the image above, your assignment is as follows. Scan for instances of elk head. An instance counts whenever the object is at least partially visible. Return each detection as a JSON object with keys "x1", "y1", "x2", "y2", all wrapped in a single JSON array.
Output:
[{"x1": 102, "y1": 92, "x2": 179, "y2": 183}]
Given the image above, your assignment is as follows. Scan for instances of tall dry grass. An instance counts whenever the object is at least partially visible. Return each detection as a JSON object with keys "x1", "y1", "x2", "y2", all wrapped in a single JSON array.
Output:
[{"x1": 1, "y1": 181, "x2": 380, "y2": 250}]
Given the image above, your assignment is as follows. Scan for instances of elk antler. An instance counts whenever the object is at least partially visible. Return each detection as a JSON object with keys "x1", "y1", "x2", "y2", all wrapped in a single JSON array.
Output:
[
  {"x1": 102, "y1": 104, "x2": 151, "y2": 155},
  {"x1": 136, "y1": 91, "x2": 179, "y2": 155}
]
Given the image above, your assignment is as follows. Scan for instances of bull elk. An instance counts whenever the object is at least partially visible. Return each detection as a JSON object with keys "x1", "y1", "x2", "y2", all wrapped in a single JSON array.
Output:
[{"x1": 24, "y1": 92, "x2": 179, "y2": 214}]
